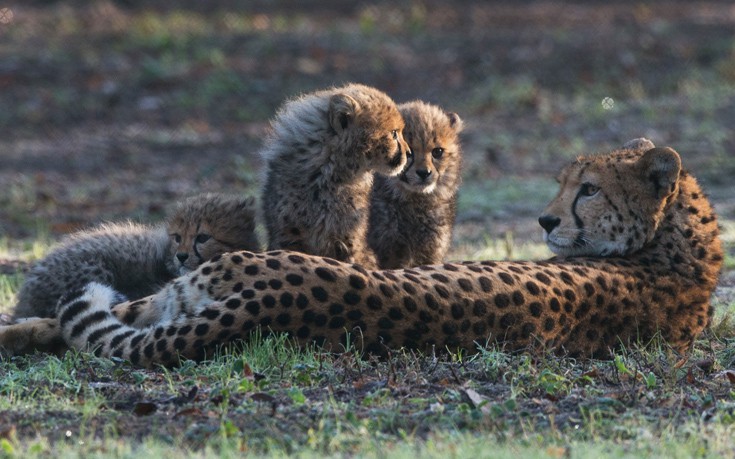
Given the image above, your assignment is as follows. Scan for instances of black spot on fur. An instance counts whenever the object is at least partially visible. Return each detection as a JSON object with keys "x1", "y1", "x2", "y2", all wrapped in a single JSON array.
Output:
[
  {"x1": 286, "y1": 274, "x2": 304, "y2": 286},
  {"x1": 315, "y1": 267, "x2": 338, "y2": 282},
  {"x1": 311, "y1": 286, "x2": 329, "y2": 302},
  {"x1": 349, "y1": 275, "x2": 367, "y2": 290},
  {"x1": 494, "y1": 294, "x2": 510, "y2": 309},
  {"x1": 367, "y1": 295, "x2": 383, "y2": 310},
  {"x1": 499, "y1": 272, "x2": 515, "y2": 285}
]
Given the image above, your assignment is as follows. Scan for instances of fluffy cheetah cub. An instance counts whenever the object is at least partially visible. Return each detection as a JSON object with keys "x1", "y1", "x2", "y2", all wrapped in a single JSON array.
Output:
[
  {"x1": 368, "y1": 101, "x2": 463, "y2": 268},
  {"x1": 13, "y1": 193, "x2": 259, "y2": 321},
  {"x1": 262, "y1": 83, "x2": 411, "y2": 268}
]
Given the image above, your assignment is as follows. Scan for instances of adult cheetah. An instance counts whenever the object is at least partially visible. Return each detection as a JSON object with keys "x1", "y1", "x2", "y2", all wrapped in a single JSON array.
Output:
[
  {"x1": 3, "y1": 143, "x2": 722, "y2": 367},
  {"x1": 261, "y1": 83, "x2": 411, "y2": 268},
  {"x1": 368, "y1": 101, "x2": 464, "y2": 269}
]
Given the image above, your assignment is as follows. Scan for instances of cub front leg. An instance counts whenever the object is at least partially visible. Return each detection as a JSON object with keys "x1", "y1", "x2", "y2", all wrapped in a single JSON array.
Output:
[{"x1": 0, "y1": 317, "x2": 67, "y2": 356}]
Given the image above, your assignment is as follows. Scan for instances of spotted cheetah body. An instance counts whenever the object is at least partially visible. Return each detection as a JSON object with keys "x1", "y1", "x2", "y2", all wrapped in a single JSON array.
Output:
[
  {"x1": 41, "y1": 144, "x2": 722, "y2": 367},
  {"x1": 1, "y1": 144, "x2": 722, "y2": 365}
]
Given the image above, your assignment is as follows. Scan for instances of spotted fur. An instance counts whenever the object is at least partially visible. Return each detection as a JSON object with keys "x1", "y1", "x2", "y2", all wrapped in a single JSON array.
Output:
[
  {"x1": 5, "y1": 145, "x2": 722, "y2": 367},
  {"x1": 261, "y1": 84, "x2": 411, "y2": 268},
  {"x1": 0, "y1": 193, "x2": 259, "y2": 355},
  {"x1": 368, "y1": 101, "x2": 463, "y2": 269}
]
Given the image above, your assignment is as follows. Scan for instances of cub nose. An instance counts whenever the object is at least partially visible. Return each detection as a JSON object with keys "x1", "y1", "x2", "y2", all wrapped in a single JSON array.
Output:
[
  {"x1": 176, "y1": 253, "x2": 189, "y2": 263},
  {"x1": 538, "y1": 215, "x2": 561, "y2": 233},
  {"x1": 416, "y1": 168, "x2": 432, "y2": 180}
]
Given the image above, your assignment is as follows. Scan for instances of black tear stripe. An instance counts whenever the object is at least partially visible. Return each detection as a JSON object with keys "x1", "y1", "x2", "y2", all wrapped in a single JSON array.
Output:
[
  {"x1": 572, "y1": 189, "x2": 586, "y2": 247},
  {"x1": 388, "y1": 148, "x2": 405, "y2": 170}
]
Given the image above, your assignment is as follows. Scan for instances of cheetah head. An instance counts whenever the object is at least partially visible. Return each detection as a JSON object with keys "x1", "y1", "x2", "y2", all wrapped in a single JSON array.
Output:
[
  {"x1": 539, "y1": 143, "x2": 682, "y2": 257},
  {"x1": 167, "y1": 194, "x2": 259, "y2": 275},
  {"x1": 397, "y1": 101, "x2": 463, "y2": 194},
  {"x1": 328, "y1": 86, "x2": 410, "y2": 176}
]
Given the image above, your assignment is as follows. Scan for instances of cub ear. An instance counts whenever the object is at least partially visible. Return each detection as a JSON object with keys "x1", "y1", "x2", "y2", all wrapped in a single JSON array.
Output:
[
  {"x1": 623, "y1": 137, "x2": 655, "y2": 150},
  {"x1": 638, "y1": 147, "x2": 682, "y2": 199},
  {"x1": 446, "y1": 112, "x2": 463, "y2": 133},
  {"x1": 329, "y1": 93, "x2": 359, "y2": 133}
]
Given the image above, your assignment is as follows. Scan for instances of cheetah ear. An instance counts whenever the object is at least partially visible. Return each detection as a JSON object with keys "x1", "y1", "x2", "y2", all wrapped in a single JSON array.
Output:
[
  {"x1": 329, "y1": 93, "x2": 358, "y2": 133},
  {"x1": 623, "y1": 138, "x2": 655, "y2": 151},
  {"x1": 638, "y1": 147, "x2": 681, "y2": 200},
  {"x1": 446, "y1": 112, "x2": 463, "y2": 133}
]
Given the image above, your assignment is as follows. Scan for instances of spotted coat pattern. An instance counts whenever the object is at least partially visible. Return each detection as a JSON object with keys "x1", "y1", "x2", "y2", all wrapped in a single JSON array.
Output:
[
  {"x1": 3, "y1": 146, "x2": 722, "y2": 367},
  {"x1": 0, "y1": 193, "x2": 259, "y2": 355}
]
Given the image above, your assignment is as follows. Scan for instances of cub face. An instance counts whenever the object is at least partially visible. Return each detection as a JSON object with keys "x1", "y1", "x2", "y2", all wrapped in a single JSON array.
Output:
[
  {"x1": 328, "y1": 85, "x2": 410, "y2": 176},
  {"x1": 539, "y1": 146, "x2": 681, "y2": 257},
  {"x1": 397, "y1": 101, "x2": 463, "y2": 194},
  {"x1": 167, "y1": 194, "x2": 259, "y2": 275}
]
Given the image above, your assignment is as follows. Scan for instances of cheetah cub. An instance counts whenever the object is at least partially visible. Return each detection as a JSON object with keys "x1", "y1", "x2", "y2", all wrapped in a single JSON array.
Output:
[
  {"x1": 13, "y1": 193, "x2": 259, "y2": 320},
  {"x1": 262, "y1": 83, "x2": 411, "y2": 268},
  {"x1": 368, "y1": 101, "x2": 463, "y2": 268}
]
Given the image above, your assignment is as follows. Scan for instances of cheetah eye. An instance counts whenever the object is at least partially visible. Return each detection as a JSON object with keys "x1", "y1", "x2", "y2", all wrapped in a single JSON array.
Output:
[
  {"x1": 391, "y1": 130, "x2": 398, "y2": 140},
  {"x1": 432, "y1": 147, "x2": 444, "y2": 159},
  {"x1": 580, "y1": 183, "x2": 600, "y2": 197},
  {"x1": 195, "y1": 234, "x2": 211, "y2": 244},
  {"x1": 172, "y1": 234, "x2": 182, "y2": 244}
]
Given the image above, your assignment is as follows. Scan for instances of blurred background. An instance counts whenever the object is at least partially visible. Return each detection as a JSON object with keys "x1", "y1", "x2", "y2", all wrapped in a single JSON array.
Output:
[{"x1": 0, "y1": 0, "x2": 733, "y2": 267}]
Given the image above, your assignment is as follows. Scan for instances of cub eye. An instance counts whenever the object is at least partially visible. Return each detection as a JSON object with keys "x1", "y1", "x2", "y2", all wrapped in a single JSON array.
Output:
[
  {"x1": 195, "y1": 234, "x2": 211, "y2": 244},
  {"x1": 580, "y1": 183, "x2": 600, "y2": 196},
  {"x1": 391, "y1": 129, "x2": 398, "y2": 140},
  {"x1": 172, "y1": 234, "x2": 181, "y2": 244},
  {"x1": 431, "y1": 147, "x2": 444, "y2": 159}
]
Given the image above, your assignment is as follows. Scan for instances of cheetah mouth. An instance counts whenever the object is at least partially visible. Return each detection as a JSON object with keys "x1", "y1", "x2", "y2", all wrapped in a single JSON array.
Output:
[
  {"x1": 177, "y1": 266, "x2": 193, "y2": 276},
  {"x1": 543, "y1": 233, "x2": 580, "y2": 254},
  {"x1": 399, "y1": 174, "x2": 437, "y2": 193}
]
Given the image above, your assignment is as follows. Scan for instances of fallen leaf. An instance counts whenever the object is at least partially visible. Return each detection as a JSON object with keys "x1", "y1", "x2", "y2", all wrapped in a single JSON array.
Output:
[
  {"x1": 725, "y1": 371, "x2": 735, "y2": 385},
  {"x1": 173, "y1": 407, "x2": 203, "y2": 418},
  {"x1": 133, "y1": 402, "x2": 157, "y2": 416},
  {"x1": 686, "y1": 367, "x2": 695, "y2": 384},
  {"x1": 242, "y1": 362, "x2": 253, "y2": 378},
  {"x1": 580, "y1": 368, "x2": 599, "y2": 379}
]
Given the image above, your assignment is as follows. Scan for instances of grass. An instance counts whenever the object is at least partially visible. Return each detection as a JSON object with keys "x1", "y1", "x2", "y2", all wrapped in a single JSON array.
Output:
[{"x1": 1, "y1": 325, "x2": 735, "y2": 457}]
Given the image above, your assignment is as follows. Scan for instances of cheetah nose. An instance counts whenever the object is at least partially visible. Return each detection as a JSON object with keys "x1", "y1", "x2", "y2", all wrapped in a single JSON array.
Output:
[
  {"x1": 538, "y1": 215, "x2": 561, "y2": 233},
  {"x1": 176, "y1": 253, "x2": 189, "y2": 263},
  {"x1": 416, "y1": 169, "x2": 432, "y2": 180}
]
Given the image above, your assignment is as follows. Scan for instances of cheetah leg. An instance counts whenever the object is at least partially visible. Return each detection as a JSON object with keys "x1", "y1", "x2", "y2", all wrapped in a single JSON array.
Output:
[
  {"x1": 0, "y1": 317, "x2": 67, "y2": 356},
  {"x1": 109, "y1": 273, "x2": 216, "y2": 328}
]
